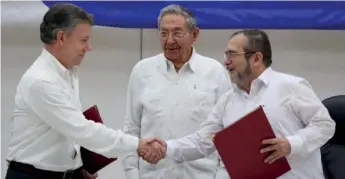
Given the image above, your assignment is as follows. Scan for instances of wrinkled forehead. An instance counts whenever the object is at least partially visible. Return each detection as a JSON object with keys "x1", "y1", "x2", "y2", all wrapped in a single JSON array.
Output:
[
  {"x1": 159, "y1": 14, "x2": 188, "y2": 31},
  {"x1": 226, "y1": 34, "x2": 248, "y2": 52}
]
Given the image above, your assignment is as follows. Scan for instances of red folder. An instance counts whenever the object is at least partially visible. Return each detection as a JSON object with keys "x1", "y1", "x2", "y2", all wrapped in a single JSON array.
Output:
[
  {"x1": 80, "y1": 105, "x2": 117, "y2": 174},
  {"x1": 213, "y1": 105, "x2": 291, "y2": 179}
]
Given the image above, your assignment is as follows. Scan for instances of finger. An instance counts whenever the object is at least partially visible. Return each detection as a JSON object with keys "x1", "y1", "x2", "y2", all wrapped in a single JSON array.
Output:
[
  {"x1": 138, "y1": 148, "x2": 149, "y2": 157},
  {"x1": 146, "y1": 138, "x2": 160, "y2": 144},
  {"x1": 262, "y1": 138, "x2": 278, "y2": 145},
  {"x1": 260, "y1": 144, "x2": 278, "y2": 153},
  {"x1": 154, "y1": 139, "x2": 166, "y2": 147},
  {"x1": 147, "y1": 138, "x2": 165, "y2": 147},
  {"x1": 155, "y1": 144, "x2": 165, "y2": 158},
  {"x1": 264, "y1": 150, "x2": 280, "y2": 164},
  {"x1": 152, "y1": 156, "x2": 161, "y2": 164},
  {"x1": 143, "y1": 150, "x2": 153, "y2": 160},
  {"x1": 149, "y1": 142, "x2": 165, "y2": 159},
  {"x1": 91, "y1": 172, "x2": 98, "y2": 178},
  {"x1": 82, "y1": 169, "x2": 98, "y2": 179},
  {"x1": 145, "y1": 155, "x2": 158, "y2": 164}
]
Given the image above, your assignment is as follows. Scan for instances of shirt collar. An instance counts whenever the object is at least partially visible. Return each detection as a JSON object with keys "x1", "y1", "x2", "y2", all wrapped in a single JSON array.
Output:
[
  {"x1": 40, "y1": 48, "x2": 79, "y2": 79},
  {"x1": 160, "y1": 47, "x2": 198, "y2": 73},
  {"x1": 233, "y1": 67, "x2": 273, "y2": 93},
  {"x1": 257, "y1": 66, "x2": 273, "y2": 86}
]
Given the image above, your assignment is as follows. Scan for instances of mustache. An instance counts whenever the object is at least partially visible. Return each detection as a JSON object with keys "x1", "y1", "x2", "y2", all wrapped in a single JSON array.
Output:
[{"x1": 165, "y1": 45, "x2": 180, "y2": 49}]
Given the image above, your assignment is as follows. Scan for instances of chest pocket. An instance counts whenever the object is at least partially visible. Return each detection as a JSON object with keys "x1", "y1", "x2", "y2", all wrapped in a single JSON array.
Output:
[
  {"x1": 188, "y1": 89, "x2": 215, "y2": 120},
  {"x1": 140, "y1": 88, "x2": 167, "y2": 119},
  {"x1": 262, "y1": 98, "x2": 303, "y2": 138},
  {"x1": 139, "y1": 81, "x2": 216, "y2": 138}
]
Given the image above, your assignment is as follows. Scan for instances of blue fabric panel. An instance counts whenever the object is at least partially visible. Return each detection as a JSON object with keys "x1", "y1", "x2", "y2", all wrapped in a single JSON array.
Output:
[{"x1": 42, "y1": 1, "x2": 345, "y2": 30}]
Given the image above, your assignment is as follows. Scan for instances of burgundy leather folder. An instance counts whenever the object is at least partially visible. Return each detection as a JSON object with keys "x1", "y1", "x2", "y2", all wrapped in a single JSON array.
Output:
[
  {"x1": 81, "y1": 105, "x2": 117, "y2": 174},
  {"x1": 213, "y1": 105, "x2": 291, "y2": 179}
]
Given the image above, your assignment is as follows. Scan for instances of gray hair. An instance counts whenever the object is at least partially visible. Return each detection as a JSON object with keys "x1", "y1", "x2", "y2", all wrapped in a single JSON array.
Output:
[
  {"x1": 40, "y1": 3, "x2": 94, "y2": 44},
  {"x1": 158, "y1": 4, "x2": 197, "y2": 31}
]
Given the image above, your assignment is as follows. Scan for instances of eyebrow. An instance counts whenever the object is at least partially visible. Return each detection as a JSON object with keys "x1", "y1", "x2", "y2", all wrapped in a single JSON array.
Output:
[
  {"x1": 225, "y1": 49, "x2": 237, "y2": 53},
  {"x1": 160, "y1": 27, "x2": 184, "y2": 31}
]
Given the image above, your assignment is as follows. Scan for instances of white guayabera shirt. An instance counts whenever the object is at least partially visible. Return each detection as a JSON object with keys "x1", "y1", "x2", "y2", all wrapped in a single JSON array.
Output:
[{"x1": 122, "y1": 48, "x2": 232, "y2": 179}]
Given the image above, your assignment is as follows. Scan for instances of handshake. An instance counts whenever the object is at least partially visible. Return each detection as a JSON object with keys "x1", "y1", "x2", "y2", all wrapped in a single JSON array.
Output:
[{"x1": 137, "y1": 138, "x2": 167, "y2": 164}]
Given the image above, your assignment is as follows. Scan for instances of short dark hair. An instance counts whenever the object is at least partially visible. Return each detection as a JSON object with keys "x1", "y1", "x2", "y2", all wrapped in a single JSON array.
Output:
[
  {"x1": 230, "y1": 29, "x2": 272, "y2": 67},
  {"x1": 40, "y1": 3, "x2": 94, "y2": 44}
]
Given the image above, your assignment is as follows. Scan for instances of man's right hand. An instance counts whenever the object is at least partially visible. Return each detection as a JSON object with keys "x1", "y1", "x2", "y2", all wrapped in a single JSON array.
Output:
[{"x1": 137, "y1": 138, "x2": 166, "y2": 164}]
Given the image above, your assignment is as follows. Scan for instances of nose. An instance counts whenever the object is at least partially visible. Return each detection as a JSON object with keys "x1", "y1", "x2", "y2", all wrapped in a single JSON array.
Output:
[
  {"x1": 166, "y1": 34, "x2": 175, "y2": 44},
  {"x1": 224, "y1": 57, "x2": 232, "y2": 66},
  {"x1": 86, "y1": 43, "x2": 92, "y2": 52}
]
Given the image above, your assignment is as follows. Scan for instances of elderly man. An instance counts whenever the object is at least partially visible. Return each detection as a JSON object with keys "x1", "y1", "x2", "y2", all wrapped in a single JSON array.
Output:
[
  {"x1": 143, "y1": 29, "x2": 336, "y2": 179},
  {"x1": 122, "y1": 4, "x2": 231, "y2": 179},
  {"x1": 5, "y1": 3, "x2": 164, "y2": 179}
]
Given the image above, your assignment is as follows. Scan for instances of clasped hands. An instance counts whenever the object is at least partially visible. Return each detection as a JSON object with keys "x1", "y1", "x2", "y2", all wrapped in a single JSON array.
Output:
[{"x1": 137, "y1": 138, "x2": 167, "y2": 164}]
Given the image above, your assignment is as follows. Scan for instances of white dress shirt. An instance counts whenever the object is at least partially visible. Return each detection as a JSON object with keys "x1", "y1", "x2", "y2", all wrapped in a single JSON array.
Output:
[
  {"x1": 165, "y1": 67, "x2": 335, "y2": 179},
  {"x1": 6, "y1": 48, "x2": 139, "y2": 172},
  {"x1": 122, "y1": 48, "x2": 232, "y2": 179}
]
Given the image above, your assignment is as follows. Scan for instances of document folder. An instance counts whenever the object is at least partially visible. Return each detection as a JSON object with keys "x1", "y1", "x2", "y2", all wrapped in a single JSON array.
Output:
[
  {"x1": 213, "y1": 105, "x2": 291, "y2": 179},
  {"x1": 81, "y1": 105, "x2": 117, "y2": 174}
]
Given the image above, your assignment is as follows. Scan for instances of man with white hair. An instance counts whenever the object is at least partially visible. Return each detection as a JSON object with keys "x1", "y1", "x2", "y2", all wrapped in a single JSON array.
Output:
[{"x1": 122, "y1": 4, "x2": 231, "y2": 179}]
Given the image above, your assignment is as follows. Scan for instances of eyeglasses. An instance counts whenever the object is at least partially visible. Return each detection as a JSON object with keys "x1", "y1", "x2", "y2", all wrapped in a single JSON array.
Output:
[
  {"x1": 159, "y1": 31, "x2": 187, "y2": 40},
  {"x1": 224, "y1": 50, "x2": 256, "y2": 60}
]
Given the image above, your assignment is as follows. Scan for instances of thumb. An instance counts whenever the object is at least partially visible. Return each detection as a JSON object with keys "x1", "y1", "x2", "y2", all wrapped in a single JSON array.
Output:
[
  {"x1": 146, "y1": 138, "x2": 158, "y2": 144},
  {"x1": 147, "y1": 138, "x2": 165, "y2": 146},
  {"x1": 154, "y1": 139, "x2": 166, "y2": 147}
]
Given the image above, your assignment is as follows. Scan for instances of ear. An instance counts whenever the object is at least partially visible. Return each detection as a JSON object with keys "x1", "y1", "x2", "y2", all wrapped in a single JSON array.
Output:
[
  {"x1": 56, "y1": 30, "x2": 65, "y2": 45},
  {"x1": 253, "y1": 52, "x2": 264, "y2": 66},
  {"x1": 192, "y1": 27, "x2": 200, "y2": 41}
]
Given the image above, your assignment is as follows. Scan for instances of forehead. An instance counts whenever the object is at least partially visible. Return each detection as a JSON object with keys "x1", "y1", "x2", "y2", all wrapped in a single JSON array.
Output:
[
  {"x1": 70, "y1": 23, "x2": 92, "y2": 37},
  {"x1": 160, "y1": 14, "x2": 187, "y2": 31},
  {"x1": 226, "y1": 34, "x2": 248, "y2": 52}
]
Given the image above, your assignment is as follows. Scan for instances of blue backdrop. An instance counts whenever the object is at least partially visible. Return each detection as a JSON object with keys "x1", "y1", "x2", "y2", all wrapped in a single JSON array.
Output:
[{"x1": 42, "y1": 1, "x2": 345, "y2": 30}]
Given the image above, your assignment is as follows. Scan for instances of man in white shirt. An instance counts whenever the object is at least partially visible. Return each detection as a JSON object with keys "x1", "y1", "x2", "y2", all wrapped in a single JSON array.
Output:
[
  {"x1": 122, "y1": 4, "x2": 231, "y2": 179},
  {"x1": 142, "y1": 29, "x2": 336, "y2": 179},
  {"x1": 5, "y1": 3, "x2": 165, "y2": 179}
]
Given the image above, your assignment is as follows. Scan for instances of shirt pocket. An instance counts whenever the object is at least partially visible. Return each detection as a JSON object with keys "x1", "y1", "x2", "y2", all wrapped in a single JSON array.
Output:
[
  {"x1": 262, "y1": 103, "x2": 301, "y2": 138},
  {"x1": 186, "y1": 89, "x2": 216, "y2": 124},
  {"x1": 140, "y1": 88, "x2": 167, "y2": 127}
]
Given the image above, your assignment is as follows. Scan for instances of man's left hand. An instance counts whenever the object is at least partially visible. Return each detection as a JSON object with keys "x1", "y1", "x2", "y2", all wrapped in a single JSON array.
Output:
[
  {"x1": 260, "y1": 138, "x2": 291, "y2": 164},
  {"x1": 82, "y1": 169, "x2": 98, "y2": 179}
]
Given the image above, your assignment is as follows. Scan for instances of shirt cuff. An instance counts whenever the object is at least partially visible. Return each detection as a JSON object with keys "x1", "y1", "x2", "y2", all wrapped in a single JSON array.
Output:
[
  {"x1": 165, "y1": 140, "x2": 177, "y2": 159},
  {"x1": 124, "y1": 168, "x2": 140, "y2": 179},
  {"x1": 286, "y1": 135, "x2": 304, "y2": 156},
  {"x1": 122, "y1": 134, "x2": 139, "y2": 153}
]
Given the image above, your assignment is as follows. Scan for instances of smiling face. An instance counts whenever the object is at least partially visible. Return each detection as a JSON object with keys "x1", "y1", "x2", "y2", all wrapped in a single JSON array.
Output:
[
  {"x1": 56, "y1": 22, "x2": 93, "y2": 68},
  {"x1": 158, "y1": 14, "x2": 199, "y2": 62},
  {"x1": 224, "y1": 34, "x2": 255, "y2": 86}
]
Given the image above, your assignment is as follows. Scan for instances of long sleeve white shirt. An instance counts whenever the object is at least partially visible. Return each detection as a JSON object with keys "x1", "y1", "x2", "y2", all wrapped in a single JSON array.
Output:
[
  {"x1": 122, "y1": 48, "x2": 232, "y2": 179},
  {"x1": 6, "y1": 48, "x2": 139, "y2": 172},
  {"x1": 165, "y1": 67, "x2": 335, "y2": 179}
]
